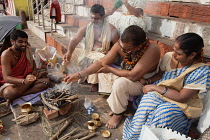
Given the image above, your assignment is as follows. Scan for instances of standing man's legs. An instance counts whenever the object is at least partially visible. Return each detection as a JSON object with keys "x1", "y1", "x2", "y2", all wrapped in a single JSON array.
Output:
[{"x1": 106, "y1": 77, "x2": 144, "y2": 129}]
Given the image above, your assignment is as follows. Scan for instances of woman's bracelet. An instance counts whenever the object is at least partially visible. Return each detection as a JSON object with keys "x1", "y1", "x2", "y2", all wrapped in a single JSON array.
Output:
[
  {"x1": 22, "y1": 79, "x2": 26, "y2": 85},
  {"x1": 161, "y1": 87, "x2": 169, "y2": 95},
  {"x1": 78, "y1": 72, "x2": 82, "y2": 79}
]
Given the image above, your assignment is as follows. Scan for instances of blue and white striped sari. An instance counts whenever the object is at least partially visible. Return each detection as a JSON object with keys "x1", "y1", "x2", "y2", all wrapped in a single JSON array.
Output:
[{"x1": 122, "y1": 64, "x2": 210, "y2": 140}]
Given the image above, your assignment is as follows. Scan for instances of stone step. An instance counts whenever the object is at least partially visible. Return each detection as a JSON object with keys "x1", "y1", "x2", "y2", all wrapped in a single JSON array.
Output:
[
  {"x1": 76, "y1": 5, "x2": 91, "y2": 17},
  {"x1": 65, "y1": 15, "x2": 90, "y2": 27},
  {"x1": 144, "y1": 1, "x2": 210, "y2": 23},
  {"x1": 27, "y1": 21, "x2": 51, "y2": 42},
  {"x1": 85, "y1": 0, "x2": 115, "y2": 9},
  {"x1": 106, "y1": 11, "x2": 210, "y2": 57},
  {"x1": 43, "y1": 24, "x2": 175, "y2": 59}
]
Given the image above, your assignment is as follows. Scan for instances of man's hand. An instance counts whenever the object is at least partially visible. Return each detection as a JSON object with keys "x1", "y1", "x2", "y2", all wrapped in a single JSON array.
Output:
[
  {"x1": 63, "y1": 52, "x2": 72, "y2": 62},
  {"x1": 25, "y1": 74, "x2": 37, "y2": 84},
  {"x1": 97, "y1": 65, "x2": 111, "y2": 73},
  {"x1": 139, "y1": 78, "x2": 147, "y2": 85},
  {"x1": 64, "y1": 73, "x2": 79, "y2": 84},
  {"x1": 38, "y1": 71, "x2": 48, "y2": 78}
]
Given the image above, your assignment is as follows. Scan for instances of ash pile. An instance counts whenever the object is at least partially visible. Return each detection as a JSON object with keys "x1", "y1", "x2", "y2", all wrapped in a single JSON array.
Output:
[{"x1": 40, "y1": 83, "x2": 78, "y2": 119}]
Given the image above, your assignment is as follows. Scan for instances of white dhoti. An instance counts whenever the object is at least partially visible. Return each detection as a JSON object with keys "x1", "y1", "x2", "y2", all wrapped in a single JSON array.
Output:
[
  {"x1": 87, "y1": 73, "x2": 99, "y2": 84},
  {"x1": 0, "y1": 83, "x2": 13, "y2": 97},
  {"x1": 99, "y1": 71, "x2": 156, "y2": 114},
  {"x1": 107, "y1": 77, "x2": 144, "y2": 114}
]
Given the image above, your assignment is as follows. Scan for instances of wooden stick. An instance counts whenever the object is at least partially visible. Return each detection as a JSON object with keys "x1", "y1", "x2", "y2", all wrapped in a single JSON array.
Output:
[
  {"x1": 58, "y1": 127, "x2": 78, "y2": 140},
  {"x1": 68, "y1": 130, "x2": 89, "y2": 140},
  {"x1": 41, "y1": 92, "x2": 59, "y2": 111},
  {"x1": 65, "y1": 94, "x2": 79, "y2": 100},
  {"x1": 50, "y1": 119, "x2": 72, "y2": 140},
  {"x1": 79, "y1": 132, "x2": 97, "y2": 140}
]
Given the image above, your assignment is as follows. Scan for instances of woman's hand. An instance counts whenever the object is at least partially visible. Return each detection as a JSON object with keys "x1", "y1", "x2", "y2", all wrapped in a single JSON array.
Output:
[
  {"x1": 142, "y1": 85, "x2": 157, "y2": 94},
  {"x1": 64, "y1": 73, "x2": 79, "y2": 84}
]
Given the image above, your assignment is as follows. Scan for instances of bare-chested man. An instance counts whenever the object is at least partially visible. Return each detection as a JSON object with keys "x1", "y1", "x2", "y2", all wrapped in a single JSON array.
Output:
[
  {"x1": 0, "y1": 30, "x2": 50, "y2": 101},
  {"x1": 64, "y1": 25, "x2": 160, "y2": 129},
  {"x1": 63, "y1": 4, "x2": 119, "y2": 92}
]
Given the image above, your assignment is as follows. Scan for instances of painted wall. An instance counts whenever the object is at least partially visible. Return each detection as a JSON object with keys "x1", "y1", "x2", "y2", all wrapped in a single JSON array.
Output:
[
  {"x1": 13, "y1": 0, "x2": 28, "y2": 16},
  {"x1": 5, "y1": 0, "x2": 32, "y2": 17}
]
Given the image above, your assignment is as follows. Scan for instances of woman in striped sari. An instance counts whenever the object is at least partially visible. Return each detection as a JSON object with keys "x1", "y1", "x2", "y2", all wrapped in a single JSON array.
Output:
[{"x1": 122, "y1": 33, "x2": 210, "y2": 140}]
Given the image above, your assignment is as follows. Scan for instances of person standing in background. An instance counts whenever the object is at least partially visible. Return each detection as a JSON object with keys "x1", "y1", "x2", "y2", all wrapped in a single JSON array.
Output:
[{"x1": 50, "y1": 0, "x2": 61, "y2": 23}]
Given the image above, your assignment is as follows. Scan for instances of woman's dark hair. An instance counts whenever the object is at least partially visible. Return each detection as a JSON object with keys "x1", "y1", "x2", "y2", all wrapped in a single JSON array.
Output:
[
  {"x1": 10, "y1": 30, "x2": 28, "y2": 41},
  {"x1": 90, "y1": 4, "x2": 105, "y2": 17},
  {"x1": 175, "y1": 33, "x2": 204, "y2": 61},
  {"x1": 121, "y1": 25, "x2": 146, "y2": 47}
]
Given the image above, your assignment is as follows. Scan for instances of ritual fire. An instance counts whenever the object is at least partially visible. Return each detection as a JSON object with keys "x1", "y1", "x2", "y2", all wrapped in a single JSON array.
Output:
[{"x1": 40, "y1": 84, "x2": 78, "y2": 119}]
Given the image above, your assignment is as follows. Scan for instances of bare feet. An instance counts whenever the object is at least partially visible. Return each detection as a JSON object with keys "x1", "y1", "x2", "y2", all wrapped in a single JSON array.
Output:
[
  {"x1": 89, "y1": 84, "x2": 98, "y2": 92},
  {"x1": 105, "y1": 114, "x2": 124, "y2": 129}
]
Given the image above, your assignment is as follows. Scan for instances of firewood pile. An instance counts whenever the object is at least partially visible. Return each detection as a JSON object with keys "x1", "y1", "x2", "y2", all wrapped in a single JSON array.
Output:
[{"x1": 40, "y1": 84, "x2": 78, "y2": 119}]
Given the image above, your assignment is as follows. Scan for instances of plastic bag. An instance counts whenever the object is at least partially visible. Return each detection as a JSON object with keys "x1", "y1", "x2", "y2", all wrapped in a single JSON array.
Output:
[
  {"x1": 140, "y1": 125, "x2": 192, "y2": 140},
  {"x1": 84, "y1": 98, "x2": 94, "y2": 114},
  {"x1": 36, "y1": 46, "x2": 57, "y2": 65},
  {"x1": 33, "y1": 53, "x2": 42, "y2": 69},
  {"x1": 47, "y1": 62, "x2": 64, "y2": 82}
]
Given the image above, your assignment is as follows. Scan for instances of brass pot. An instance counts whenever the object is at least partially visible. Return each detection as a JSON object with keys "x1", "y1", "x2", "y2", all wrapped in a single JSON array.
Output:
[
  {"x1": 87, "y1": 121, "x2": 97, "y2": 132},
  {"x1": 20, "y1": 102, "x2": 32, "y2": 114},
  {"x1": 91, "y1": 113, "x2": 100, "y2": 120},
  {"x1": 94, "y1": 117, "x2": 102, "y2": 127},
  {"x1": 101, "y1": 130, "x2": 111, "y2": 138}
]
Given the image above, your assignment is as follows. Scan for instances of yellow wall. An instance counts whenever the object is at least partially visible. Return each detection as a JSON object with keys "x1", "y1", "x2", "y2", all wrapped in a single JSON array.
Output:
[{"x1": 13, "y1": 0, "x2": 30, "y2": 17}]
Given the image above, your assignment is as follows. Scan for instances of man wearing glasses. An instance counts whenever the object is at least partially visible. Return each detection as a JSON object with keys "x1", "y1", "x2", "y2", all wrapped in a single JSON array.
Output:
[
  {"x1": 65, "y1": 25, "x2": 160, "y2": 129},
  {"x1": 63, "y1": 4, "x2": 119, "y2": 92}
]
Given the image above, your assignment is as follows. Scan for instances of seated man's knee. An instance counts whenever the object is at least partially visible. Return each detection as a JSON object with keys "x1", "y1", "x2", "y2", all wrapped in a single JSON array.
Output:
[
  {"x1": 113, "y1": 77, "x2": 129, "y2": 89},
  {"x1": 2, "y1": 86, "x2": 18, "y2": 99}
]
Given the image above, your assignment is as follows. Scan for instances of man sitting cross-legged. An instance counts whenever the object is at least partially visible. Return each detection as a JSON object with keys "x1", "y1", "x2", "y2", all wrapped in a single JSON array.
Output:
[
  {"x1": 0, "y1": 30, "x2": 50, "y2": 101},
  {"x1": 64, "y1": 25, "x2": 160, "y2": 129},
  {"x1": 63, "y1": 4, "x2": 119, "y2": 92}
]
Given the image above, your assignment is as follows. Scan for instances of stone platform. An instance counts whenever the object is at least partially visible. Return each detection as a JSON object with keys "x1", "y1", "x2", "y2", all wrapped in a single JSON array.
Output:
[{"x1": 10, "y1": 85, "x2": 123, "y2": 140}]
